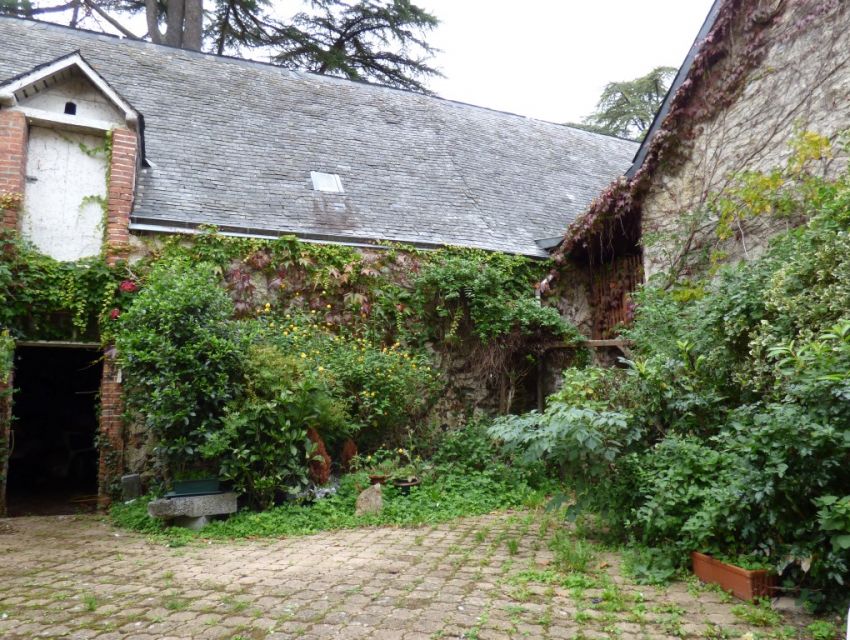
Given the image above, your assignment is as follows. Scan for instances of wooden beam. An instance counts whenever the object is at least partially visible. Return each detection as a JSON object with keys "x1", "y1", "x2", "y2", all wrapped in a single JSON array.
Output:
[
  {"x1": 541, "y1": 338, "x2": 634, "y2": 352},
  {"x1": 15, "y1": 340, "x2": 101, "y2": 350}
]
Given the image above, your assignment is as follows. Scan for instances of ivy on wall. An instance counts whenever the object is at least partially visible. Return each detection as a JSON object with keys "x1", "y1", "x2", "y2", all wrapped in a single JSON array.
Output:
[
  {"x1": 135, "y1": 231, "x2": 583, "y2": 367},
  {"x1": 547, "y1": 0, "x2": 846, "y2": 276},
  {"x1": 0, "y1": 229, "x2": 125, "y2": 341}
]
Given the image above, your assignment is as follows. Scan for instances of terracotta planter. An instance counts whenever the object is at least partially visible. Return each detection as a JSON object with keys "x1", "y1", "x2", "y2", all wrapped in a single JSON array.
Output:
[
  {"x1": 691, "y1": 552, "x2": 776, "y2": 601},
  {"x1": 368, "y1": 474, "x2": 388, "y2": 485}
]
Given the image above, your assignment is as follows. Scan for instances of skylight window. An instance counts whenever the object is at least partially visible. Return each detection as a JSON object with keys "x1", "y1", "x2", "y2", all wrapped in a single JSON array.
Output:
[{"x1": 311, "y1": 171, "x2": 344, "y2": 194}]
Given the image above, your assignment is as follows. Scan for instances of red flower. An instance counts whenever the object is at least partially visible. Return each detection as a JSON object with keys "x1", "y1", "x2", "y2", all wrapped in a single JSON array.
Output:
[
  {"x1": 119, "y1": 280, "x2": 138, "y2": 293},
  {"x1": 109, "y1": 308, "x2": 121, "y2": 320}
]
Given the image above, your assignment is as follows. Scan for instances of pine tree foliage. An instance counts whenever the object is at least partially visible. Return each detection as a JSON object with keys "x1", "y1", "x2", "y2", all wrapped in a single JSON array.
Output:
[
  {"x1": 581, "y1": 66, "x2": 677, "y2": 141},
  {"x1": 0, "y1": 0, "x2": 441, "y2": 92},
  {"x1": 272, "y1": 0, "x2": 441, "y2": 93}
]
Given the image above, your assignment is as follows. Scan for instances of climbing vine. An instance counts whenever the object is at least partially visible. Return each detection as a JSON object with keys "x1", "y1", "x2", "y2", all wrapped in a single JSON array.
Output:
[
  {"x1": 0, "y1": 192, "x2": 23, "y2": 213},
  {"x1": 0, "y1": 228, "x2": 126, "y2": 341},
  {"x1": 548, "y1": 0, "x2": 844, "y2": 274},
  {"x1": 0, "y1": 330, "x2": 12, "y2": 385}
]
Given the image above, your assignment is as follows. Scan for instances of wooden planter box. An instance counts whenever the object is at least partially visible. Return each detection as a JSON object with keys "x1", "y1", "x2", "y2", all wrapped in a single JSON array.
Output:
[{"x1": 691, "y1": 552, "x2": 776, "y2": 601}]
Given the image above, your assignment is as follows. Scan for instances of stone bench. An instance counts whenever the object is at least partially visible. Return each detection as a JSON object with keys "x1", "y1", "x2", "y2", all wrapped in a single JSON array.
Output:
[{"x1": 147, "y1": 492, "x2": 238, "y2": 530}]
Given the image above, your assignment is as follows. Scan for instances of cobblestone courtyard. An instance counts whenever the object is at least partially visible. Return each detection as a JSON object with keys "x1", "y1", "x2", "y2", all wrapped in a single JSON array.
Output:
[{"x1": 0, "y1": 511, "x2": 805, "y2": 639}]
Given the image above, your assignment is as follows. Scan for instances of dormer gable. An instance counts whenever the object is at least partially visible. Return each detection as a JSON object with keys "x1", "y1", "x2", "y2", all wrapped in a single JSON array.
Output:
[
  {"x1": 0, "y1": 52, "x2": 140, "y2": 263},
  {"x1": 0, "y1": 51, "x2": 139, "y2": 133}
]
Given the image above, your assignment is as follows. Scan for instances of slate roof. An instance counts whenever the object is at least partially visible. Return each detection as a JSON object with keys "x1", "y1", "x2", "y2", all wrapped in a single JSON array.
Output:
[{"x1": 0, "y1": 17, "x2": 638, "y2": 257}]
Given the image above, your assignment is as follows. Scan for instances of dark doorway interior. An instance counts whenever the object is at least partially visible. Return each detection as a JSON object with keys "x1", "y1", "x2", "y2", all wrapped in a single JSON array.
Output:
[{"x1": 6, "y1": 346, "x2": 102, "y2": 516}]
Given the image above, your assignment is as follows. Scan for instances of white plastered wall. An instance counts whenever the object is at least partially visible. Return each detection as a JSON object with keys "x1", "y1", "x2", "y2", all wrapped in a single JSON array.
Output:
[
  {"x1": 22, "y1": 73, "x2": 123, "y2": 123},
  {"x1": 22, "y1": 127, "x2": 109, "y2": 261},
  {"x1": 16, "y1": 71, "x2": 125, "y2": 262}
]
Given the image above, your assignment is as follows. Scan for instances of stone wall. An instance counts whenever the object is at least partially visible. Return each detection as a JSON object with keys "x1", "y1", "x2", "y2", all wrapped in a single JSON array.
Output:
[
  {"x1": 121, "y1": 232, "x2": 584, "y2": 479},
  {"x1": 642, "y1": 0, "x2": 850, "y2": 279}
]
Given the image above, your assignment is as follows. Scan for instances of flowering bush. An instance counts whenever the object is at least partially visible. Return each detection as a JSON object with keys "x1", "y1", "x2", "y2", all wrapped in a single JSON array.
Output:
[{"x1": 256, "y1": 311, "x2": 442, "y2": 442}]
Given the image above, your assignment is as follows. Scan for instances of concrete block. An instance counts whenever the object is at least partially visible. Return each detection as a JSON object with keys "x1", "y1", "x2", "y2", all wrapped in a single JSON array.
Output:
[{"x1": 148, "y1": 492, "x2": 238, "y2": 519}]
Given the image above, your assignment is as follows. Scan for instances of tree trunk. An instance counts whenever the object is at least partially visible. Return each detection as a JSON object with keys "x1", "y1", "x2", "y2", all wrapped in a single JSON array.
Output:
[
  {"x1": 182, "y1": 0, "x2": 203, "y2": 51},
  {"x1": 165, "y1": 0, "x2": 186, "y2": 48},
  {"x1": 145, "y1": 0, "x2": 163, "y2": 44}
]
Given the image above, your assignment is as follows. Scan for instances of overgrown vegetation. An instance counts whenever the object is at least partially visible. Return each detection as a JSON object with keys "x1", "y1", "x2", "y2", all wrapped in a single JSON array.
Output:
[
  {"x1": 112, "y1": 421, "x2": 553, "y2": 541},
  {"x1": 493, "y1": 137, "x2": 850, "y2": 611},
  {"x1": 0, "y1": 228, "x2": 123, "y2": 340},
  {"x1": 106, "y1": 236, "x2": 575, "y2": 505}
]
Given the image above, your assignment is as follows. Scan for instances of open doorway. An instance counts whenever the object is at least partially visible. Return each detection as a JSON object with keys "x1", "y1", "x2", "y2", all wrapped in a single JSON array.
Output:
[{"x1": 6, "y1": 345, "x2": 102, "y2": 516}]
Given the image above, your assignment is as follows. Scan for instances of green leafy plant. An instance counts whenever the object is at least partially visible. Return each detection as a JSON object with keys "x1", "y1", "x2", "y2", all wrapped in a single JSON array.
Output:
[
  {"x1": 550, "y1": 531, "x2": 595, "y2": 573},
  {"x1": 116, "y1": 259, "x2": 244, "y2": 477},
  {"x1": 621, "y1": 546, "x2": 678, "y2": 585},
  {"x1": 0, "y1": 228, "x2": 122, "y2": 341},
  {"x1": 815, "y1": 495, "x2": 850, "y2": 553},
  {"x1": 201, "y1": 344, "x2": 347, "y2": 509},
  {"x1": 495, "y1": 146, "x2": 850, "y2": 610},
  {"x1": 806, "y1": 620, "x2": 839, "y2": 640},
  {"x1": 730, "y1": 598, "x2": 782, "y2": 627}
]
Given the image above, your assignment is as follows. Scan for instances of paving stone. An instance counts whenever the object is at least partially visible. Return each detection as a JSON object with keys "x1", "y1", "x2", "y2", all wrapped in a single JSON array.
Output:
[{"x1": 0, "y1": 512, "x2": 813, "y2": 640}]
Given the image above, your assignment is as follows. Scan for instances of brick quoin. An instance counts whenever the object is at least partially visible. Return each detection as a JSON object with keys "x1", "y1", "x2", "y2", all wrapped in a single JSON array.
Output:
[
  {"x1": 97, "y1": 354, "x2": 125, "y2": 505},
  {"x1": 0, "y1": 110, "x2": 28, "y2": 230},
  {"x1": 98, "y1": 127, "x2": 138, "y2": 501},
  {"x1": 97, "y1": 128, "x2": 138, "y2": 500},
  {"x1": 104, "y1": 127, "x2": 137, "y2": 266}
]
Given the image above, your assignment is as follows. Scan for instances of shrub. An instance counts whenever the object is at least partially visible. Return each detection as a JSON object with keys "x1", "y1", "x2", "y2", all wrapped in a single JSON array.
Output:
[
  {"x1": 116, "y1": 259, "x2": 244, "y2": 476},
  {"x1": 497, "y1": 152, "x2": 850, "y2": 609},
  {"x1": 410, "y1": 250, "x2": 574, "y2": 343},
  {"x1": 201, "y1": 344, "x2": 347, "y2": 509},
  {"x1": 260, "y1": 313, "x2": 442, "y2": 443}
]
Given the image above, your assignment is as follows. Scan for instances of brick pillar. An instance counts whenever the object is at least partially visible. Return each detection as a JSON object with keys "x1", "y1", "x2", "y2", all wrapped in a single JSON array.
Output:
[
  {"x1": 97, "y1": 351, "x2": 124, "y2": 505},
  {"x1": 0, "y1": 371, "x2": 12, "y2": 518},
  {"x1": 0, "y1": 110, "x2": 28, "y2": 230},
  {"x1": 98, "y1": 127, "x2": 138, "y2": 500},
  {"x1": 105, "y1": 127, "x2": 137, "y2": 265}
]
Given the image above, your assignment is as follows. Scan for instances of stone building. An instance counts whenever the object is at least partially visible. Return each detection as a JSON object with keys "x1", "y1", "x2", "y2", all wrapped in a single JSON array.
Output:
[
  {"x1": 0, "y1": 17, "x2": 635, "y2": 515},
  {"x1": 552, "y1": 0, "x2": 850, "y2": 338}
]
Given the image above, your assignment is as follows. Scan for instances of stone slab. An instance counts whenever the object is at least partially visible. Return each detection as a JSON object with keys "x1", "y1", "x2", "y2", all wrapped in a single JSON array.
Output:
[
  {"x1": 148, "y1": 492, "x2": 238, "y2": 519},
  {"x1": 121, "y1": 474, "x2": 142, "y2": 500}
]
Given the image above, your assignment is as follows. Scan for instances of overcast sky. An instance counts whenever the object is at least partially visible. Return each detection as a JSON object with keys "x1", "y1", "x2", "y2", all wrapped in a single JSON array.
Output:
[
  {"x1": 35, "y1": 0, "x2": 716, "y2": 124},
  {"x1": 419, "y1": 0, "x2": 715, "y2": 124}
]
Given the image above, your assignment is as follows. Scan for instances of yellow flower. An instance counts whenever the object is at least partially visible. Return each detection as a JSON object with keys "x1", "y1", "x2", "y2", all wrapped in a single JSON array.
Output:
[
  {"x1": 318, "y1": 366, "x2": 325, "y2": 372},
  {"x1": 326, "y1": 304, "x2": 332, "y2": 309},
  {"x1": 300, "y1": 352, "x2": 307, "y2": 359}
]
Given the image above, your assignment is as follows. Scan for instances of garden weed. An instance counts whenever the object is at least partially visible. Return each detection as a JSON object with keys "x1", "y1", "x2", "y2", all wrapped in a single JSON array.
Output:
[
  {"x1": 806, "y1": 620, "x2": 838, "y2": 640},
  {"x1": 82, "y1": 593, "x2": 98, "y2": 612},
  {"x1": 550, "y1": 530, "x2": 595, "y2": 573},
  {"x1": 730, "y1": 598, "x2": 781, "y2": 627}
]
